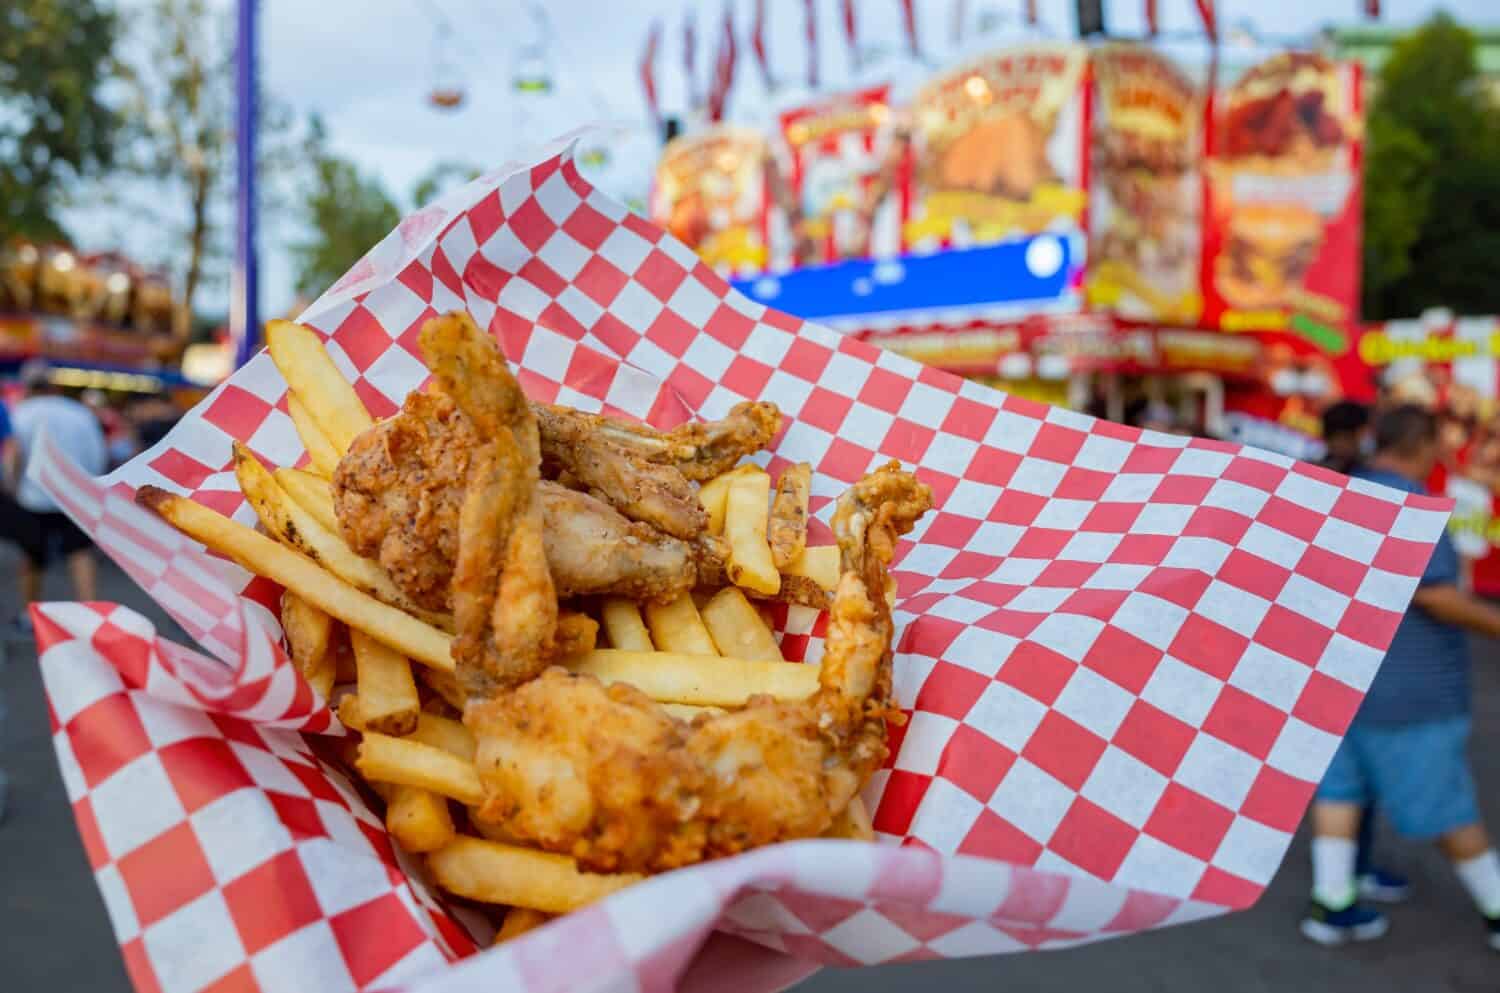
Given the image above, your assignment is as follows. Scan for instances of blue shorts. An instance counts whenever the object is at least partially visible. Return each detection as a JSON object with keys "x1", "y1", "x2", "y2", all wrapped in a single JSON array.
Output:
[{"x1": 1316, "y1": 717, "x2": 1480, "y2": 840}]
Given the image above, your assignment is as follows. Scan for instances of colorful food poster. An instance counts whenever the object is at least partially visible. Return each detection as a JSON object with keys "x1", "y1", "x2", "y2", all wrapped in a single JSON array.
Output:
[
  {"x1": 1204, "y1": 52, "x2": 1363, "y2": 352},
  {"x1": 651, "y1": 127, "x2": 769, "y2": 276},
  {"x1": 906, "y1": 43, "x2": 1088, "y2": 250},
  {"x1": 1086, "y1": 44, "x2": 1203, "y2": 325},
  {"x1": 777, "y1": 85, "x2": 903, "y2": 267}
]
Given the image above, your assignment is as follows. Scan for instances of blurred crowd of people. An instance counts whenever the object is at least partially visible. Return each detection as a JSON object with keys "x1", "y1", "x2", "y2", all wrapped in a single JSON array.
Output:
[{"x1": 0, "y1": 361, "x2": 178, "y2": 632}]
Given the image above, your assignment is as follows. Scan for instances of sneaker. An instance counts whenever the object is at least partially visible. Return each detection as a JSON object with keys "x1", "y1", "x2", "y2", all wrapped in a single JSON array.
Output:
[
  {"x1": 1300, "y1": 899, "x2": 1389, "y2": 946},
  {"x1": 1358, "y1": 866, "x2": 1412, "y2": 904}
]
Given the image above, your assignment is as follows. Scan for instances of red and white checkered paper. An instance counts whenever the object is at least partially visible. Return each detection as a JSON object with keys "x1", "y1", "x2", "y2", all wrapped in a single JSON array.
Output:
[{"x1": 31, "y1": 134, "x2": 1449, "y2": 993}]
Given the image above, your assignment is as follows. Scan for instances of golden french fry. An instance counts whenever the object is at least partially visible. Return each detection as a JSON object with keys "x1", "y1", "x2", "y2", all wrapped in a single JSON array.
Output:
[
  {"x1": 265, "y1": 319, "x2": 374, "y2": 454},
  {"x1": 784, "y1": 545, "x2": 839, "y2": 592},
  {"x1": 495, "y1": 907, "x2": 552, "y2": 944},
  {"x1": 282, "y1": 591, "x2": 335, "y2": 699},
  {"x1": 700, "y1": 587, "x2": 783, "y2": 662},
  {"x1": 275, "y1": 467, "x2": 340, "y2": 536},
  {"x1": 825, "y1": 797, "x2": 874, "y2": 841},
  {"x1": 357, "y1": 732, "x2": 482, "y2": 806},
  {"x1": 769, "y1": 462, "x2": 811, "y2": 570},
  {"x1": 600, "y1": 598, "x2": 654, "y2": 651},
  {"x1": 286, "y1": 394, "x2": 341, "y2": 478},
  {"x1": 233, "y1": 443, "x2": 451, "y2": 631},
  {"x1": 697, "y1": 466, "x2": 747, "y2": 535},
  {"x1": 428, "y1": 836, "x2": 641, "y2": 914},
  {"x1": 698, "y1": 464, "x2": 759, "y2": 535},
  {"x1": 643, "y1": 594, "x2": 718, "y2": 656},
  {"x1": 136, "y1": 487, "x2": 454, "y2": 672},
  {"x1": 724, "y1": 469, "x2": 780, "y2": 595},
  {"x1": 339, "y1": 697, "x2": 476, "y2": 762},
  {"x1": 386, "y1": 786, "x2": 456, "y2": 853},
  {"x1": 351, "y1": 629, "x2": 420, "y2": 735},
  {"x1": 417, "y1": 668, "x2": 467, "y2": 713},
  {"x1": 564, "y1": 649, "x2": 818, "y2": 707}
]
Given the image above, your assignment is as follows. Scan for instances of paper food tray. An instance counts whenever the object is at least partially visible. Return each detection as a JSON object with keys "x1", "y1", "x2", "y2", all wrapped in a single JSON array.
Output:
[{"x1": 29, "y1": 135, "x2": 1448, "y2": 993}]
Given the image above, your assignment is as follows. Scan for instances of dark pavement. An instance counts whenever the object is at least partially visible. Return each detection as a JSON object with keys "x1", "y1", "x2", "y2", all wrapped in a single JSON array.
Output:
[{"x1": 2, "y1": 549, "x2": 1497, "y2": 993}]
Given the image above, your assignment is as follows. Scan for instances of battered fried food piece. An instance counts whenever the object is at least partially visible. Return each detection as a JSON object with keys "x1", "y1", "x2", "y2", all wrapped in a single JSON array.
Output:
[
  {"x1": 535, "y1": 406, "x2": 706, "y2": 540},
  {"x1": 335, "y1": 391, "x2": 707, "y2": 608},
  {"x1": 542, "y1": 485, "x2": 701, "y2": 602},
  {"x1": 540, "y1": 401, "x2": 781, "y2": 482},
  {"x1": 335, "y1": 389, "x2": 470, "y2": 612},
  {"x1": 421, "y1": 312, "x2": 555, "y2": 695},
  {"x1": 768, "y1": 463, "x2": 811, "y2": 570},
  {"x1": 467, "y1": 462, "x2": 931, "y2": 872}
]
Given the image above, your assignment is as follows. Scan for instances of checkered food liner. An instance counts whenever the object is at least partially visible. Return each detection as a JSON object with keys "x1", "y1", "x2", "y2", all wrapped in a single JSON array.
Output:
[{"x1": 30, "y1": 135, "x2": 1449, "y2": 993}]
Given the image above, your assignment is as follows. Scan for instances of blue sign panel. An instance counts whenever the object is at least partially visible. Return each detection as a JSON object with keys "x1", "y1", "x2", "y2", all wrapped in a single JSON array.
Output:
[{"x1": 731, "y1": 234, "x2": 1079, "y2": 324}]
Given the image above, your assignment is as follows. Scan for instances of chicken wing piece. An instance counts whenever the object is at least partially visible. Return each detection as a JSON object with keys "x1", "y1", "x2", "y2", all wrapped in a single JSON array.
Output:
[
  {"x1": 335, "y1": 388, "x2": 470, "y2": 613},
  {"x1": 538, "y1": 400, "x2": 781, "y2": 482},
  {"x1": 540, "y1": 482, "x2": 699, "y2": 602},
  {"x1": 421, "y1": 312, "x2": 555, "y2": 695},
  {"x1": 535, "y1": 405, "x2": 706, "y2": 540},
  {"x1": 467, "y1": 462, "x2": 931, "y2": 873}
]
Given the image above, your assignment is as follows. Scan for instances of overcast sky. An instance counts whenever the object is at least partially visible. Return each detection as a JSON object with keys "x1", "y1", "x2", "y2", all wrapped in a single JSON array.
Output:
[{"x1": 63, "y1": 0, "x2": 1497, "y2": 319}]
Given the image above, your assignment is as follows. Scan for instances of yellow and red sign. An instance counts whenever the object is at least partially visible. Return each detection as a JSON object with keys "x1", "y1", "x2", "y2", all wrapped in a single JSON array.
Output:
[
  {"x1": 651, "y1": 127, "x2": 769, "y2": 275},
  {"x1": 1203, "y1": 53, "x2": 1364, "y2": 354},
  {"x1": 777, "y1": 85, "x2": 901, "y2": 266},
  {"x1": 1086, "y1": 44, "x2": 1204, "y2": 325},
  {"x1": 906, "y1": 43, "x2": 1089, "y2": 248}
]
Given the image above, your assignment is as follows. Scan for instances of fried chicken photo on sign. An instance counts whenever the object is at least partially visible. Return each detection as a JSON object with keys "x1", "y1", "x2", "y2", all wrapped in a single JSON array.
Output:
[{"x1": 466, "y1": 462, "x2": 932, "y2": 872}]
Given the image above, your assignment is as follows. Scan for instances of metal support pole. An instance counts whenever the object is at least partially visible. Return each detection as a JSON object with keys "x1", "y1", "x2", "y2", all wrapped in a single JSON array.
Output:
[{"x1": 231, "y1": 0, "x2": 259, "y2": 367}]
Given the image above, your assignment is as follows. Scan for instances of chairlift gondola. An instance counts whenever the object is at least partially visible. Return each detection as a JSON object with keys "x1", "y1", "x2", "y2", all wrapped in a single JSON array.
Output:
[{"x1": 428, "y1": 22, "x2": 467, "y2": 110}]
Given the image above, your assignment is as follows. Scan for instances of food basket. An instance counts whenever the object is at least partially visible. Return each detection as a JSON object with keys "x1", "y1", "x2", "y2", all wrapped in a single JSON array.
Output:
[{"x1": 30, "y1": 135, "x2": 1448, "y2": 993}]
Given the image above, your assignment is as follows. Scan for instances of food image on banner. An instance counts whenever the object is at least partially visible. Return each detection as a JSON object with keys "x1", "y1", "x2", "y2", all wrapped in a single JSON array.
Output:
[
  {"x1": 651, "y1": 127, "x2": 769, "y2": 275},
  {"x1": 1206, "y1": 52, "x2": 1363, "y2": 352},
  {"x1": 906, "y1": 43, "x2": 1088, "y2": 249},
  {"x1": 777, "y1": 85, "x2": 902, "y2": 267},
  {"x1": 1087, "y1": 44, "x2": 1203, "y2": 324}
]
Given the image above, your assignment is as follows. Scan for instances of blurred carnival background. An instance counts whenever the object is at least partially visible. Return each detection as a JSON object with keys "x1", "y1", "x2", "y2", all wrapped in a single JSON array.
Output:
[{"x1": 3, "y1": 1, "x2": 1500, "y2": 991}]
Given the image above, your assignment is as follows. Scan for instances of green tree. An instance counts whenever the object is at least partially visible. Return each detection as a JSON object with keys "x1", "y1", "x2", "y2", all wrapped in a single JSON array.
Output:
[
  {"x1": 292, "y1": 118, "x2": 402, "y2": 298},
  {"x1": 0, "y1": 0, "x2": 120, "y2": 240},
  {"x1": 411, "y1": 161, "x2": 483, "y2": 209},
  {"x1": 1362, "y1": 14, "x2": 1500, "y2": 319}
]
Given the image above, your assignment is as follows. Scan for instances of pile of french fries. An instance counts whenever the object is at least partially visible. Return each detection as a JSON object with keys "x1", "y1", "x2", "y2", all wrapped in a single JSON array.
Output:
[{"x1": 138, "y1": 320, "x2": 873, "y2": 944}]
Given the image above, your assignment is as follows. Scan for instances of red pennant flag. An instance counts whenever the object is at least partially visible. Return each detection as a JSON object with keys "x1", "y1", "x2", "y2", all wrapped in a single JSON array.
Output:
[
  {"x1": 1024, "y1": 0, "x2": 1038, "y2": 26},
  {"x1": 842, "y1": 0, "x2": 860, "y2": 70},
  {"x1": 804, "y1": 0, "x2": 820, "y2": 89},
  {"x1": 1364, "y1": 0, "x2": 1380, "y2": 16},
  {"x1": 684, "y1": 12, "x2": 700, "y2": 109},
  {"x1": 640, "y1": 19, "x2": 663, "y2": 124},
  {"x1": 1195, "y1": 0, "x2": 1217, "y2": 40},
  {"x1": 751, "y1": 0, "x2": 772, "y2": 89},
  {"x1": 1145, "y1": 0, "x2": 1158, "y2": 36},
  {"x1": 707, "y1": 2, "x2": 739, "y2": 122},
  {"x1": 899, "y1": 0, "x2": 920, "y2": 58}
]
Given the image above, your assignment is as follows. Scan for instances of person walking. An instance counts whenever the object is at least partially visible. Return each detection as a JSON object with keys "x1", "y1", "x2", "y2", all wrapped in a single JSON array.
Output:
[
  {"x1": 1, "y1": 362, "x2": 108, "y2": 629},
  {"x1": 1303, "y1": 405, "x2": 1500, "y2": 950},
  {"x1": 1315, "y1": 400, "x2": 1411, "y2": 903}
]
